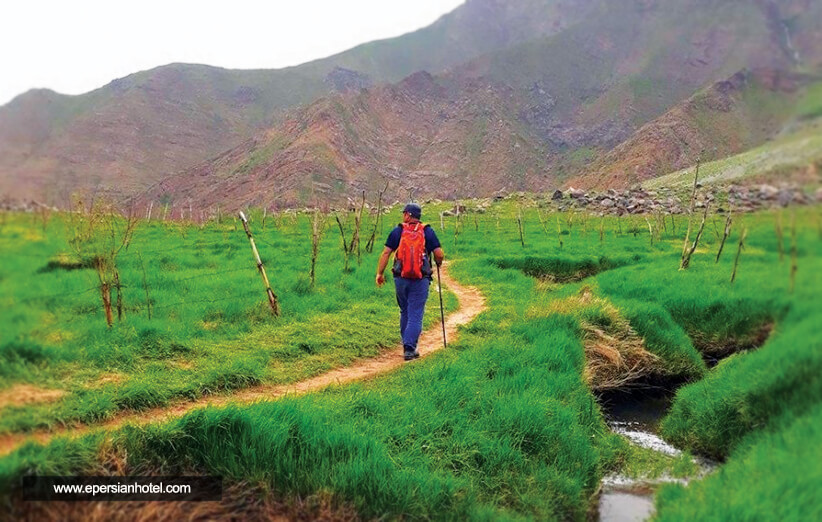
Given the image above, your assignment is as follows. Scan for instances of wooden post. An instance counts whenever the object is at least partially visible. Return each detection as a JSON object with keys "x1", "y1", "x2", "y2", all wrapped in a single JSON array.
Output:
[
  {"x1": 731, "y1": 227, "x2": 747, "y2": 284},
  {"x1": 114, "y1": 269, "x2": 124, "y2": 321},
  {"x1": 366, "y1": 181, "x2": 389, "y2": 253},
  {"x1": 517, "y1": 208, "x2": 525, "y2": 248},
  {"x1": 334, "y1": 213, "x2": 351, "y2": 272},
  {"x1": 351, "y1": 191, "x2": 366, "y2": 264},
  {"x1": 680, "y1": 159, "x2": 701, "y2": 269},
  {"x1": 556, "y1": 214, "x2": 564, "y2": 249},
  {"x1": 716, "y1": 210, "x2": 733, "y2": 263},
  {"x1": 100, "y1": 282, "x2": 113, "y2": 327},
  {"x1": 138, "y1": 251, "x2": 152, "y2": 320},
  {"x1": 146, "y1": 201, "x2": 153, "y2": 221},
  {"x1": 537, "y1": 208, "x2": 549, "y2": 235},
  {"x1": 239, "y1": 211, "x2": 280, "y2": 316},
  {"x1": 645, "y1": 216, "x2": 654, "y2": 247},
  {"x1": 599, "y1": 215, "x2": 605, "y2": 243},
  {"x1": 775, "y1": 210, "x2": 785, "y2": 262},
  {"x1": 310, "y1": 210, "x2": 326, "y2": 287},
  {"x1": 790, "y1": 212, "x2": 798, "y2": 293},
  {"x1": 681, "y1": 203, "x2": 709, "y2": 270}
]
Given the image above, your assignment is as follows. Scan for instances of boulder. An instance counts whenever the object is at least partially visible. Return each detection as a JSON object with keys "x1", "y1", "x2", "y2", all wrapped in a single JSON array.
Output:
[
  {"x1": 758, "y1": 184, "x2": 779, "y2": 199},
  {"x1": 600, "y1": 198, "x2": 615, "y2": 208},
  {"x1": 552, "y1": 189, "x2": 564, "y2": 200}
]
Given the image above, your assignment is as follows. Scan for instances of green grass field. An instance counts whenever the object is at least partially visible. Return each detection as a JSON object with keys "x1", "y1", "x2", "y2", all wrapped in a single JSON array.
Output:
[{"x1": 1, "y1": 199, "x2": 821, "y2": 520}]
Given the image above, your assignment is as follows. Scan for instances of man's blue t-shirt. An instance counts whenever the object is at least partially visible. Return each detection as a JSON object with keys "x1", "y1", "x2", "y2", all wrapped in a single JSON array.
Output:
[{"x1": 385, "y1": 223, "x2": 441, "y2": 253}]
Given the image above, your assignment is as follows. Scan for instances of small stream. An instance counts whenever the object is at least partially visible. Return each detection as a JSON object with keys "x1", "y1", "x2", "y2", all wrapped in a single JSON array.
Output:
[{"x1": 596, "y1": 387, "x2": 716, "y2": 522}]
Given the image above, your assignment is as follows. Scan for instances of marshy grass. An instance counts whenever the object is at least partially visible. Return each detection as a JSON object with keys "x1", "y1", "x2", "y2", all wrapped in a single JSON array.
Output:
[{"x1": 1, "y1": 200, "x2": 821, "y2": 519}]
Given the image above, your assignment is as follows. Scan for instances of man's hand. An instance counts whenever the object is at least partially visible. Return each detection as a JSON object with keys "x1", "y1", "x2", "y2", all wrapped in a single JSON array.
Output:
[
  {"x1": 433, "y1": 247, "x2": 445, "y2": 267},
  {"x1": 376, "y1": 247, "x2": 393, "y2": 288}
]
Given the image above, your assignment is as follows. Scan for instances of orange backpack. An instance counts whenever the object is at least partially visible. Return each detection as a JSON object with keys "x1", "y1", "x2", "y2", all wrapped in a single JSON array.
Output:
[{"x1": 393, "y1": 222, "x2": 432, "y2": 279}]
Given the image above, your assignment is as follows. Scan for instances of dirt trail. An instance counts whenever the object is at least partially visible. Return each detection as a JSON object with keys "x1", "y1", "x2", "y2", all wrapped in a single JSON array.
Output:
[{"x1": 0, "y1": 263, "x2": 486, "y2": 457}]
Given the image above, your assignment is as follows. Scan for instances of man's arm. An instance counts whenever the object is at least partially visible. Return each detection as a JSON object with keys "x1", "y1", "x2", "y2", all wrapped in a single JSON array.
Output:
[
  {"x1": 432, "y1": 247, "x2": 444, "y2": 266},
  {"x1": 375, "y1": 246, "x2": 393, "y2": 287}
]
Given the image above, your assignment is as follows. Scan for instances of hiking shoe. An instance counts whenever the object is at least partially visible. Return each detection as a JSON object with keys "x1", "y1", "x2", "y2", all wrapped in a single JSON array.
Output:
[{"x1": 403, "y1": 346, "x2": 415, "y2": 361}]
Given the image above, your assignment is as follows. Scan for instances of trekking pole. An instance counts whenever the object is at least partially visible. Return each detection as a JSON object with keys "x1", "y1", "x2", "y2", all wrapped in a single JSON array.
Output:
[{"x1": 436, "y1": 262, "x2": 447, "y2": 349}]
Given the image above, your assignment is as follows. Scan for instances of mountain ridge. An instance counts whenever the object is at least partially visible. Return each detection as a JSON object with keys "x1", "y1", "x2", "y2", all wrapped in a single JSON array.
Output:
[{"x1": 2, "y1": 0, "x2": 821, "y2": 206}]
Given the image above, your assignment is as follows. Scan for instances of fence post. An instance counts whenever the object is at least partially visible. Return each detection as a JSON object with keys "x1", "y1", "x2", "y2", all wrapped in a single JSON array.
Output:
[
  {"x1": 731, "y1": 227, "x2": 747, "y2": 284},
  {"x1": 239, "y1": 211, "x2": 280, "y2": 316}
]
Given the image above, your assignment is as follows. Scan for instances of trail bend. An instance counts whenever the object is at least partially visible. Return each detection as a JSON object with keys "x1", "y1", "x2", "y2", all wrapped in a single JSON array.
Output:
[{"x1": 0, "y1": 262, "x2": 486, "y2": 457}]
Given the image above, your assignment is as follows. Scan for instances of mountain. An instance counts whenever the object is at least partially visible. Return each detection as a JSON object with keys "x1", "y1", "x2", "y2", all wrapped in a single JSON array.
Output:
[
  {"x1": 0, "y1": 0, "x2": 601, "y2": 203},
  {"x1": 572, "y1": 69, "x2": 820, "y2": 189},
  {"x1": 139, "y1": 0, "x2": 822, "y2": 209},
  {"x1": 137, "y1": 72, "x2": 551, "y2": 210},
  {"x1": 2, "y1": 0, "x2": 821, "y2": 207}
]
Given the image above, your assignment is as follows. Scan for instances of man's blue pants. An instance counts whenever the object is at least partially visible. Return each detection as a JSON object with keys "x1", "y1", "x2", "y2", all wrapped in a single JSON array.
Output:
[{"x1": 394, "y1": 276, "x2": 430, "y2": 351}]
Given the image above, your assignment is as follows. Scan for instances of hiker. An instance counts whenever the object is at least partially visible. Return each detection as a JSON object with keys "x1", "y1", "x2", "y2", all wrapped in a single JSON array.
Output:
[{"x1": 376, "y1": 203, "x2": 445, "y2": 360}]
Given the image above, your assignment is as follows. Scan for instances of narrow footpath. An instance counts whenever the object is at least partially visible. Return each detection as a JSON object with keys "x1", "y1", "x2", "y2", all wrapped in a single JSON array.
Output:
[{"x1": 0, "y1": 263, "x2": 487, "y2": 457}]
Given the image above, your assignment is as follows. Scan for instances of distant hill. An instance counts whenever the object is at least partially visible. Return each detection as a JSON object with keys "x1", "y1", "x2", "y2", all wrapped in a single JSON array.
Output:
[{"x1": 2, "y1": 0, "x2": 821, "y2": 207}]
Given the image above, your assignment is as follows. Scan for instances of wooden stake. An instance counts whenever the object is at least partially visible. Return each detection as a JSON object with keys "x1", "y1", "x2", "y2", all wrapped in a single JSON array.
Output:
[
  {"x1": 599, "y1": 215, "x2": 605, "y2": 243},
  {"x1": 239, "y1": 211, "x2": 280, "y2": 316},
  {"x1": 681, "y1": 202, "x2": 710, "y2": 270},
  {"x1": 365, "y1": 181, "x2": 389, "y2": 253},
  {"x1": 114, "y1": 269, "x2": 124, "y2": 321},
  {"x1": 146, "y1": 201, "x2": 153, "y2": 221},
  {"x1": 310, "y1": 210, "x2": 326, "y2": 287},
  {"x1": 100, "y1": 282, "x2": 113, "y2": 327},
  {"x1": 334, "y1": 213, "x2": 350, "y2": 272},
  {"x1": 790, "y1": 211, "x2": 798, "y2": 293},
  {"x1": 138, "y1": 251, "x2": 152, "y2": 320},
  {"x1": 556, "y1": 214, "x2": 564, "y2": 249},
  {"x1": 680, "y1": 158, "x2": 701, "y2": 268},
  {"x1": 775, "y1": 210, "x2": 785, "y2": 262},
  {"x1": 716, "y1": 209, "x2": 733, "y2": 263},
  {"x1": 731, "y1": 227, "x2": 747, "y2": 284},
  {"x1": 351, "y1": 191, "x2": 366, "y2": 264},
  {"x1": 517, "y1": 208, "x2": 525, "y2": 248}
]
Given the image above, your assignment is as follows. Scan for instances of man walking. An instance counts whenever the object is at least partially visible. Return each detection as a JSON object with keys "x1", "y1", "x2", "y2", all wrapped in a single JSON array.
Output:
[{"x1": 376, "y1": 203, "x2": 445, "y2": 360}]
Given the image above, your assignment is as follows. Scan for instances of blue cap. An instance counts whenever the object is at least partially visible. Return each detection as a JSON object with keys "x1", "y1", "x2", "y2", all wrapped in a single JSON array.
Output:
[{"x1": 402, "y1": 203, "x2": 422, "y2": 219}]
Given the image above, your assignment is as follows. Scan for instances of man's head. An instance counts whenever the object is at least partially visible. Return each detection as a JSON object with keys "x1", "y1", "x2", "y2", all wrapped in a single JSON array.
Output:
[{"x1": 402, "y1": 203, "x2": 422, "y2": 222}]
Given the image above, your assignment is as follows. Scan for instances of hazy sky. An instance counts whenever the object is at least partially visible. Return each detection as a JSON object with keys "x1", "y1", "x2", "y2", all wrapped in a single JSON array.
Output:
[{"x1": 0, "y1": 0, "x2": 465, "y2": 105}]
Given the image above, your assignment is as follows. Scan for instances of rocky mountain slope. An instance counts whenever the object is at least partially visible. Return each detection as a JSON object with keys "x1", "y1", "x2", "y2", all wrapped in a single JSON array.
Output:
[
  {"x1": 572, "y1": 69, "x2": 821, "y2": 189},
  {"x1": 2, "y1": 0, "x2": 821, "y2": 206},
  {"x1": 0, "y1": 0, "x2": 599, "y2": 203},
  {"x1": 140, "y1": 0, "x2": 822, "y2": 209}
]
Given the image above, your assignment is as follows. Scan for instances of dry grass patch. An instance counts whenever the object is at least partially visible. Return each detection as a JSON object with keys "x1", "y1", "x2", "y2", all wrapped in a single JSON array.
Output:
[
  {"x1": 0, "y1": 384, "x2": 66, "y2": 410},
  {"x1": 539, "y1": 287, "x2": 665, "y2": 390}
]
